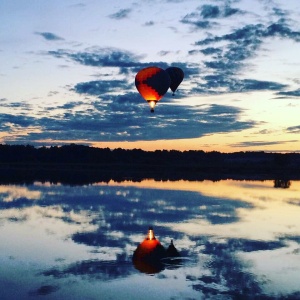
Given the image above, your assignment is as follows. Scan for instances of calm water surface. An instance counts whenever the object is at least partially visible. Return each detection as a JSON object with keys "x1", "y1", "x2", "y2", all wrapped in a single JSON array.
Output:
[{"x1": 0, "y1": 179, "x2": 299, "y2": 299}]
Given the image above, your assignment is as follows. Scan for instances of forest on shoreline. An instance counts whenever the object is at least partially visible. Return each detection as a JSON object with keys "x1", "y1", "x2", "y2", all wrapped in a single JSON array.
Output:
[{"x1": 0, "y1": 144, "x2": 299, "y2": 184}]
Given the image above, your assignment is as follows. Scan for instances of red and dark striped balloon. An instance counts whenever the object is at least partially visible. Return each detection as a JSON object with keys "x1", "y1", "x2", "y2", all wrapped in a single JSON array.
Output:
[{"x1": 135, "y1": 66, "x2": 171, "y2": 112}]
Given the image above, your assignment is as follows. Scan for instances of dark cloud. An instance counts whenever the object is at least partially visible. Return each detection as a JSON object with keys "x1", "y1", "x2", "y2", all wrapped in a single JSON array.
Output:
[
  {"x1": 0, "y1": 96, "x2": 256, "y2": 144},
  {"x1": 200, "y1": 5, "x2": 221, "y2": 19},
  {"x1": 192, "y1": 75, "x2": 286, "y2": 95},
  {"x1": 158, "y1": 51, "x2": 171, "y2": 56},
  {"x1": 0, "y1": 101, "x2": 31, "y2": 110},
  {"x1": 189, "y1": 17, "x2": 300, "y2": 94},
  {"x1": 265, "y1": 21, "x2": 300, "y2": 41},
  {"x1": 108, "y1": 8, "x2": 131, "y2": 20},
  {"x1": 200, "y1": 47, "x2": 223, "y2": 56},
  {"x1": 195, "y1": 20, "x2": 300, "y2": 46},
  {"x1": 47, "y1": 47, "x2": 198, "y2": 82},
  {"x1": 230, "y1": 140, "x2": 297, "y2": 148},
  {"x1": 35, "y1": 32, "x2": 64, "y2": 41},
  {"x1": 180, "y1": 16, "x2": 212, "y2": 29},
  {"x1": 272, "y1": 7, "x2": 287, "y2": 18},
  {"x1": 48, "y1": 48, "x2": 142, "y2": 69},
  {"x1": 234, "y1": 79, "x2": 287, "y2": 91},
  {"x1": 144, "y1": 21, "x2": 154, "y2": 26},
  {"x1": 195, "y1": 24, "x2": 264, "y2": 46},
  {"x1": 47, "y1": 47, "x2": 174, "y2": 76},
  {"x1": 43, "y1": 258, "x2": 133, "y2": 280},
  {"x1": 181, "y1": 4, "x2": 242, "y2": 29},
  {"x1": 276, "y1": 89, "x2": 300, "y2": 97},
  {"x1": 256, "y1": 129, "x2": 275, "y2": 135},
  {"x1": 223, "y1": 5, "x2": 241, "y2": 17},
  {"x1": 286, "y1": 125, "x2": 300, "y2": 134},
  {"x1": 0, "y1": 113, "x2": 37, "y2": 130},
  {"x1": 74, "y1": 80, "x2": 132, "y2": 95},
  {"x1": 28, "y1": 285, "x2": 59, "y2": 297}
]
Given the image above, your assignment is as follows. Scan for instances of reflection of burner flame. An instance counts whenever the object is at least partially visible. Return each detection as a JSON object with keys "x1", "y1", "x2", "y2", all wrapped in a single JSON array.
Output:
[{"x1": 146, "y1": 226, "x2": 155, "y2": 240}]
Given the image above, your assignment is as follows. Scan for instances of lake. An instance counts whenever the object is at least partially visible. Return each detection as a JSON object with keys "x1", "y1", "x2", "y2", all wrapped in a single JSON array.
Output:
[{"x1": 0, "y1": 179, "x2": 299, "y2": 299}]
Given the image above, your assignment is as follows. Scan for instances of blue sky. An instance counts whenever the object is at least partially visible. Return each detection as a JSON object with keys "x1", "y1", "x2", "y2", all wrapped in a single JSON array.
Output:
[{"x1": 1, "y1": 0, "x2": 300, "y2": 152}]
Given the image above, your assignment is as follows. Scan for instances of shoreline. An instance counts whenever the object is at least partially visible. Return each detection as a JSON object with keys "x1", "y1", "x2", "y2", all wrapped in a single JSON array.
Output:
[
  {"x1": 1, "y1": 144, "x2": 299, "y2": 184},
  {"x1": 0, "y1": 162, "x2": 298, "y2": 185}
]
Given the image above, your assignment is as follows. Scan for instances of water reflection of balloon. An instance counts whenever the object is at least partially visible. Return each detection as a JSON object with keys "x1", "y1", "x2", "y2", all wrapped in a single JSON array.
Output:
[
  {"x1": 166, "y1": 240, "x2": 180, "y2": 257},
  {"x1": 132, "y1": 227, "x2": 182, "y2": 274},
  {"x1": 135, "y1": 67, "x2": 171, "y2": 113},
  {"x1": 165, "y1": 67, "x2": 184, "y2": 96},
  {"x1": 132, "y1": 227, "x2": 166, "y2": 274}
]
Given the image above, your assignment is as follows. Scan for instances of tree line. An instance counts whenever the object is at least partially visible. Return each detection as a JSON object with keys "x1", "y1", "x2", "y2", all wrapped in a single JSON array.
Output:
[{"x1": 0, "y1": 144, "x2": 299, "y2": 183}]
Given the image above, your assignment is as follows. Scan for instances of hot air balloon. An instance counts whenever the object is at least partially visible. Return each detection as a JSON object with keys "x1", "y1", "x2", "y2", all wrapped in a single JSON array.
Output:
[
  {"x1": 166, "y1": 240, "x2": 180, "y2": 257},
  {"x1": 132, "y1": 226, "x2": 166, "y2": 273},
  {"x1": 165, "y1": 67, "x2": 184, "y2": 96},
  {"x1": 135, "y1": 66, "x2": 171, "y2": 112}
]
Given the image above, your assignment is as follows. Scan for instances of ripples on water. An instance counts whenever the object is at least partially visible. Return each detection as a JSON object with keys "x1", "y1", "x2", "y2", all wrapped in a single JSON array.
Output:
[{"x1": 0, "y1": 179, "x2": 299, "y2": 299}]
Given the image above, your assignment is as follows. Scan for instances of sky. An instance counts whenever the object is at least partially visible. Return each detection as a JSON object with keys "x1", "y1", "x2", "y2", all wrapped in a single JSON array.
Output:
[{"x1": 0, "y1": 0, "x2": 300, "y2": 153}]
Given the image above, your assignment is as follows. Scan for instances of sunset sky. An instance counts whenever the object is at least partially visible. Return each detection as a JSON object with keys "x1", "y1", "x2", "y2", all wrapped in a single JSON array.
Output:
[{"x1": 1, "y1": 0, "x2": 300, "y2": 152}]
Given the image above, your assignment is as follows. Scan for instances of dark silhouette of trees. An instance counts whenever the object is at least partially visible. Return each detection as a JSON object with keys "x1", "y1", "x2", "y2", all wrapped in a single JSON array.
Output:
[
  {"x1": 0, "y1": 144, "x2": 299, "y2": 184},
  {"x1": 274, "y1": 179, "x2": 291, "y2": 189}
]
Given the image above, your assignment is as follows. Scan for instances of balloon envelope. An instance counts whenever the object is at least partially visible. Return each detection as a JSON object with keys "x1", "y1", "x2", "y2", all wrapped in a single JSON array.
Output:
[
  {"x1": 165, "y1": 67, "x2": 184, "y2": 95},
  {"x1": 135, "y1": 66, "x2": 171, "y2": 112}
]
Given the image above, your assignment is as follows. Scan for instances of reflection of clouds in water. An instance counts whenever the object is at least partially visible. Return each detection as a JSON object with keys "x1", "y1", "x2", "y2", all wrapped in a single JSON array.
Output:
[
  {"x1": 288, "y1": 199, "x2": 300, "y2": 206},
  {"x1": 34, "y1": 182, "x2": 62, "y2": 187},
  {"x1": 42, "y1": 258, "x2": 134, "y2": 281},
  {"x1": 238, "y1": 240, "x2": 300, "y2": 296},
  {"x1": 28, "y1": 285, "x2": 59, "y2": 296},
  {"x1": 0, "y1": 208, "x2": 29, "y2": 224},
  {"x1": 186, "y1": 236, "x2": 289, "y2": 298},
  {"x1": 0, "y1": 185, "x2": 41, "y2": 202},
  {"x1": 0, "y1": 181, "x2": 299, "y2": 299},
  {"x1": 115, "y1": 189, "x2": 130, "y2": 197},
  {"x1": 41, "y1": 205, "x2": 102, "y2": 233}
]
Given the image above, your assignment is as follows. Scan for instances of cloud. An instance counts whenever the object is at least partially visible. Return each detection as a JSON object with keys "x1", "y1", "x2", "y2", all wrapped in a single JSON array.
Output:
[
  {"x1": 233, "y1": 79, "x2": 286, "y2": 91},
  {"x1": 200, "y1": 5, "x2": 221, "y2": 19},
  {"x1": 191, "y1": 76, "x2": 287, "y2": 95},
  {"x1": 47, "y1": 47, "x2": 164, "y2": 75},
  {"x1": 276, "y1": 89, "x2": 300, "y2": 97},
  {"x1": 48, "y1": 48, "x2": 141, "y2": 68},
  {"x1": 144, "y1": 21, "x2": 154, "y2": 26},
  {"x1": 35, "y1": 32, "x2": 64, "y2": 41},
  {"x1": 108, "y1": 8, "x2": 131, "y2": 20},
  {"x1": 47, "y1": 47, "x2": 197, "y2": 80},
  {"x1": 42, "y1": 8, "x2": 300, "y2": 142},
  {"x1": 74, "y1": 80, "x2": 132, "y2": 95},
  {"x1": 180, "y1": 3, "x2": 242, "y2": 30},
  {"x1": 28, "y1": 285, "x2": 59, "y2": 297},
  {"x1": 223, "y1": 5, "x2": 241, "y2": 17},
  {"x1": 0, "y1": 113, "x2": 36, "y2": 130},
  {"x1": 43, "y1": 258, "x2": 133, "y2": 280},
  {"x1": 230, "y1": 140, "x2": 298, "y2": 148},
  {"x1": 189, "y1": 17, "x2": 300, "y2": 94},
  {"x1": 0, "y1": 96, "x2": 257, "y2": 144},
  {"x1": 199, "y1": 47, "x2": 223, "y2": 56},
  {"x1": 180, "y1": 14, "x2": 212, "y2": 30},
  {"x1": 286, "y1": 125, "x2": 300, "y2": 134},
  {"x1": 158, "y1": 51, "x2": 171, "y2": 56}
]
